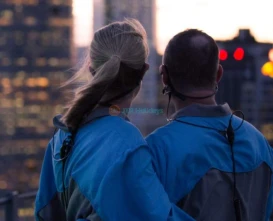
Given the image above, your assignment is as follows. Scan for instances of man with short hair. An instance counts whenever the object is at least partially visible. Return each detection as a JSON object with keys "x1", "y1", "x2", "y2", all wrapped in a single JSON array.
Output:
[{"x1": 146, "y1": 29, "x2": 273, "y2": 221}]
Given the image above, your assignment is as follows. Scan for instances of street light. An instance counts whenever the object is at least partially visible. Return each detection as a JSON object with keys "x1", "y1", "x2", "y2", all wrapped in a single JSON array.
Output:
[
  {"x1": 261, "y1": 61, "x2": 273, "y2": 78},
  {"x1": 233, "y1": 47, "x2": 244, "y2": 61},
  {"x1": 219, "y1": 49, "x2": 228, "y2": 61}
]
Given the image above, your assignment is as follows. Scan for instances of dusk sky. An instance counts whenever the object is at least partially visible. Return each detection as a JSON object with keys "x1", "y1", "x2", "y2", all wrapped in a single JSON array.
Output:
[{"x1": 73, "y1": 0, "x2": 273, "y2": 54}]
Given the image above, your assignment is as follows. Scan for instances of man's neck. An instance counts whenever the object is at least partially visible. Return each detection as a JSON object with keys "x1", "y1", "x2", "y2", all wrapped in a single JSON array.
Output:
[{"x1": 173, "y1": 90, "x2": 217, "y2": 112}]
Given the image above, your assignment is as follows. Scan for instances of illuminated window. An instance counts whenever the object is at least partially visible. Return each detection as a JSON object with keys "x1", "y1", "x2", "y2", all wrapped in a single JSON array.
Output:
[
  {"x1": 7, "y1": 0, "x2": 38, "y2": 5},
  {"x1": 24, "y1": 159, "x2": 38, "y2": 169},
  {"x1": 49, "y1": 18, "x2": 72, "y2": 27},
  {"x1": 1, "y1": 78, "x2": 11, "y2": 88},
  {"x1": 36, "y1": 58, "x2": 47, "y2": 67},
  {"x1": 55, "y1": 105, "x2": 63, "y2": 113},
  {"x1": 29, "y1": 105, "x2": 41, "y2": 113},
  {"x1": 50, "y1": 0, "x2": 71, "y2": 5},
  {"x1": 26, "y1": 0, "x2": 39, "y2": 5},
  {"x1": 60, "y1": 58, "x2": 70, "y2": 66},
  {"x1": 0, "y1": 180, "x2": 8, "y2": 189},
  {"x1": 51, "y1": 0, "x2": 62, "y2": 5},
  {"x1": 13, "y1": 78, "x2": 23, "y2": 87},
  {"x1": 1, "y1": 98, "x2": 13, "y2": 108},
  {"x1": 25, "y1": 78, "x2": 36, "y2": 87},
  {"x1": 15, "y1": 98, "x2": 24, "y2": 108},
  {"x1": 261, "y1": 124, "x2": 273, "y2": 141},
  {"x1": 48, "y1": 57, "x2": 59, "y2": 66},
  {"x1": 16, "y1": 57, "x2": 28, "y2": 66},
  {"x1": 24, "y1": 16, "x2": 37, "y2": 26},
  {"x1": 2, "y1": 58, "x2": 11, "y2": 66},
  {"x1": 37, "y1": 92, "x2": 49, "y2": 100},
  {"x1": 1, "y1": 10, "x2": 13, "y2": 19},
  {"x1": 0, "y1": 10, "x2": 13, "y2": 26},
  {"x1": 37, "y1": 77, "x2": 49, "y2": 87}
]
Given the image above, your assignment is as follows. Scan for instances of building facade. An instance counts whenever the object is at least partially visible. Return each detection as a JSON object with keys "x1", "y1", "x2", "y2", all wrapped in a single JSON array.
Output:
[
  {"x1": 216, "y1": 29, "x2": 273, "y2": 145},
  {"x1": 0, "y1": 0, "x2": 73, "y2": 192}
]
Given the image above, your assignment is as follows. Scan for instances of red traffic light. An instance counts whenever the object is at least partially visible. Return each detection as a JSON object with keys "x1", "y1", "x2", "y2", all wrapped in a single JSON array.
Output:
[
  {"x1": 234, "y1": 48, "x2": 244, "y2": 61},
  {"x1": 219, "y1": 49, "x2": 228, "y2": 61}
]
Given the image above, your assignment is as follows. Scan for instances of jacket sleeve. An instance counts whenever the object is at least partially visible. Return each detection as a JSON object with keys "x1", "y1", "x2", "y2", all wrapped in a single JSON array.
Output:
[
  {"x1": 94, "y1": 145, "x2": 195, "y2": 221},
  {"x1": 146, "y1": 134, "x2": 168, "y2": 186},
  {"x1": 34, "y1": 141, "x2": 66, "y2": 221}
]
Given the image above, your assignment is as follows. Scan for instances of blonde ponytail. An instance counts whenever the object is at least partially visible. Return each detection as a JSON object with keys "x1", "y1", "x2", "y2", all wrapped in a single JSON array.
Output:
[
  {"x1": 61, "y1": 56, "x2": 121, "y2": 128},
  {"x1": 61, "y1": 18, "x2": 148, "y2": 129}
]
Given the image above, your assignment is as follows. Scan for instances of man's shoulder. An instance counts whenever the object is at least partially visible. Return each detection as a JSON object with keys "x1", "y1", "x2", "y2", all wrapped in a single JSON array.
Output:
[
  {"x1": 146, "y1": 122, "x2": 173, "y2": 142},
  {"x1": 239, "y1": 117, "x2": 265, "y2": 138}
]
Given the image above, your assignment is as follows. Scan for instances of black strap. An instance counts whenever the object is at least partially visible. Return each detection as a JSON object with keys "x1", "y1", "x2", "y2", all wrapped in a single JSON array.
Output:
[{"x1": 173, "y1": 111, "x2": 244, "y2": 221}]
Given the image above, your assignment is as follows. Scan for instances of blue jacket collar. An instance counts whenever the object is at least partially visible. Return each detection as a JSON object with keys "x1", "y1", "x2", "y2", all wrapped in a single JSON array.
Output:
[
  {"x1": 53, "y1": 107, "x2": 129, "y2": 131},
  {"x1": 81, "y1": 107, "x2": 130, "y2": 126},
  {"x1": 170, "y1": 103, "x2": 232, "y2": 120}
]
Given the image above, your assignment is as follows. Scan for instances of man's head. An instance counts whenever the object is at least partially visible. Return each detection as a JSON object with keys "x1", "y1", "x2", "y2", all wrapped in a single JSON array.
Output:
[{"x1": 161, "y1": 29, "x2": 223, "y2": 93}]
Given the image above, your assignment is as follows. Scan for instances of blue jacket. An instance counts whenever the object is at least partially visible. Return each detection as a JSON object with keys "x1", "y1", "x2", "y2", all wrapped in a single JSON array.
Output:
[
  {"x1": 34, "y1": 107, "x2": 195, "y2": 221},
  {"x1": 146, "y1": 103, "x2": 273, "y2": 221}
]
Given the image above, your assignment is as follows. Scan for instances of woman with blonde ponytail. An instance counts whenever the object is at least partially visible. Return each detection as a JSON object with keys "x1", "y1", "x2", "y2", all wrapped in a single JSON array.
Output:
[{"x1": 34, "y1": 19, "x2": 194, "y2": 221}]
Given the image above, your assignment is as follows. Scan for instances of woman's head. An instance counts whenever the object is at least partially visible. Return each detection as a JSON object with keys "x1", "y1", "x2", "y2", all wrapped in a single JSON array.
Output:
[{"x1": 61, "y1": 18, "x2": 149, "y2": 129}]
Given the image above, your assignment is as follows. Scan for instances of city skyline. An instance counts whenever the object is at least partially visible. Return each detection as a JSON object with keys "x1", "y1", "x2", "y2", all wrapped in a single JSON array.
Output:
[
  {"x1": 73, "y1": 0, "x2": 273, "y2": 54},
  {"x1": 0, "y1": 0, "x2": 74, "y2": 192}
]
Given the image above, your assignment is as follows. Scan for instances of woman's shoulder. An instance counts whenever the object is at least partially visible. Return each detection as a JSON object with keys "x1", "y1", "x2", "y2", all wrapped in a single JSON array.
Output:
[
  {"x1": 80, "y1": 115, "x2": 147, "y2": 149},
  {"x1": 107, "y1": 116, "x2": 146, "y2": 146}
]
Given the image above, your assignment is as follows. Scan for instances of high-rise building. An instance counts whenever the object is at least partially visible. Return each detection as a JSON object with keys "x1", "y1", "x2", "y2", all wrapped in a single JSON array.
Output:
[
  {"x1": 0, "y1": 0, "x2": 73, "y2": 192},
  {"x1": 93, "y1": 0, "x2": 156, "y2": 48},
  {"x1": 93, "y1": 0, "x2": 161, "y2": 135},
  {"x1": 216, "y1": 29, "x2": 273, "y2": 145}
]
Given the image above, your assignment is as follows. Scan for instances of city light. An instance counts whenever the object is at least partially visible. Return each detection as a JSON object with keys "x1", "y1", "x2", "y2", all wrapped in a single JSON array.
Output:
[
  {"x1": 233, "y1": 48, "x2": 244, "y2": 61},
  {"x1": 269, "y1": 48, "x2": 273, "y2": 62},
  {"x1": 219, "y1": 49, "x2": 228, "y2": 61},
  {"x1": 261, "y1": 61, "x2": 273, "y2": 77}
]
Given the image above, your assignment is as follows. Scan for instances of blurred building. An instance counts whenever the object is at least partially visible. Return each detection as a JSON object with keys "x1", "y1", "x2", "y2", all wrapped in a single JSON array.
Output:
[
  {"x1": 93, "y1": 0, "x2": 163, "y2": 135},
  {"x1": 0, "y1": 0, "x2": 73, "y2": 192},
  {"x1": 216, "y1": 29, "x2": 273, "y2": 145}
]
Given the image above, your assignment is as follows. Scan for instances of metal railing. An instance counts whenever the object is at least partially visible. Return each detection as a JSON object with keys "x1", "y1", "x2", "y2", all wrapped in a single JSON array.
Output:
[{"x1": 0, "y1": 191, "x2": 37, "y2": 221}]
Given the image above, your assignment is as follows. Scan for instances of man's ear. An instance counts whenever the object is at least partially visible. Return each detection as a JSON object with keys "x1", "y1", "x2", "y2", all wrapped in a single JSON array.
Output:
[
  {"x1": 216, "y1": 64, "x2": 223, "y2": 83},
  {"x1": 160, "y1": 65, "x2": 169, "y2": 86},
  {"x1": 144, "y1": 63, "x2": 150, "y2": 72}
]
